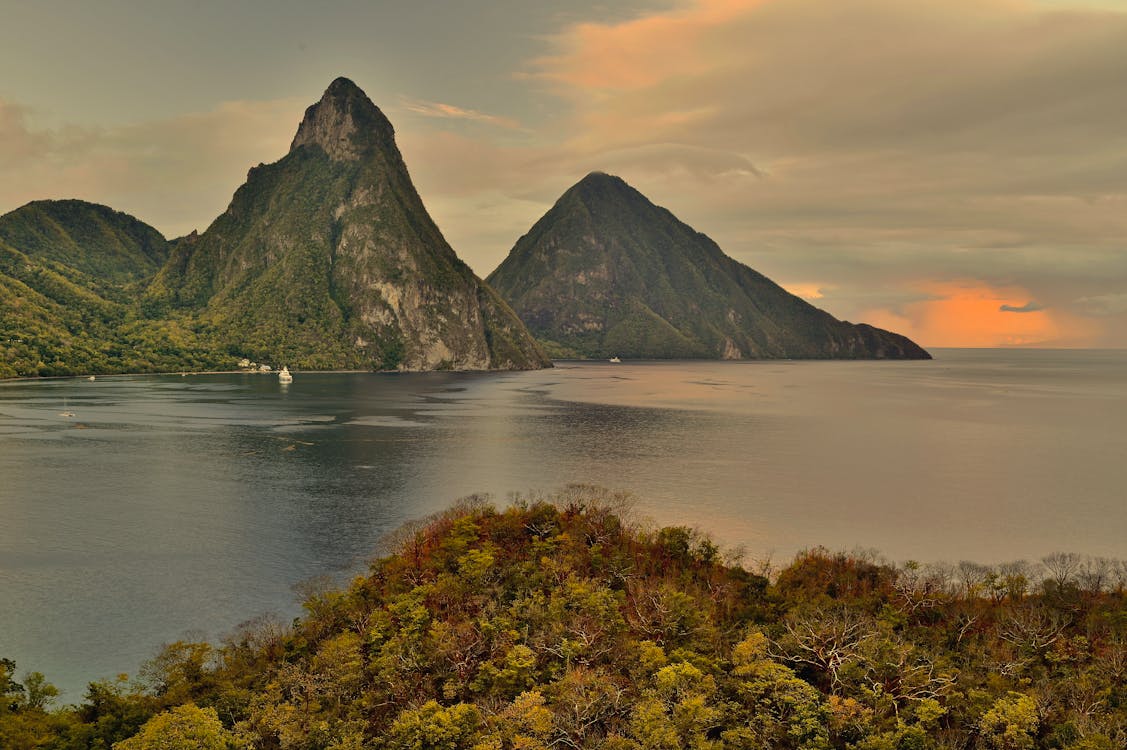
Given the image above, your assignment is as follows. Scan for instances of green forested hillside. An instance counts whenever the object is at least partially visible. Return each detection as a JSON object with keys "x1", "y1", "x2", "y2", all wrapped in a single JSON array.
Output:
[
  {"x1": 488, "y1": 173, "x2": 930, "y2": 360},
  {"x1": 0, "y1": 210, "x2": 233, "y2": 378},
  {"x1": 0, "y1": 200, "x2": 169, "y2": 284},
  {"x1": 3, "y1": 489, "x2": 1124, "y2": 749}
]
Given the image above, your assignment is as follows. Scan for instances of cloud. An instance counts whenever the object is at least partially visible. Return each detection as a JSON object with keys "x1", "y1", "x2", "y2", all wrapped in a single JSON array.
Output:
[
  {"x1": 534, "y1": 0, "x2": 1127, "y2": 160},
  {"x1": 0, "y1": 101, "x2": 56, "y2": 168},
  {"x1": 1074, "y1": 292, "x2": 1127, "y2": 316},
  {"x1": 514, "y1": 0, "x2": 1127, "y2": 346},
  {"x1": 781, "y1": 283, "x2": 827, "y2": 301},
  {"x1": 398, "y1": 97, "x2": 524, "y2": 130},
  {"x1": 0, "y1": 97, "x2": 306, "y2": 237},
  {"x1": 530, "y1": 0, "x2": 755, "y2": 93},
  {"x1": 6, "y1": 1, "x2": 1127, "y2": 348},
  {"x1": 1000, "y1": 302, "x2": 1046, "y2": 313},
  {"x1": 858, "y1": 281, "x2": 1098, "y2": 348}
]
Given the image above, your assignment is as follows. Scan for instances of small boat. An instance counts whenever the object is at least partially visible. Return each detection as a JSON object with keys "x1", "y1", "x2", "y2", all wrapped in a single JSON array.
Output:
[
  {"x1": 609, "y1": 356, "x2": 622, "y2": 363},
  {"x1": 59, "y1": 397, "x2": 76, "y2": 417},
  {"x1": 87, "y1": 375, "x2": 96, "y2": 381},
  {"x1": 278, "y1": 366, "x2": 293, "y2": 383}
]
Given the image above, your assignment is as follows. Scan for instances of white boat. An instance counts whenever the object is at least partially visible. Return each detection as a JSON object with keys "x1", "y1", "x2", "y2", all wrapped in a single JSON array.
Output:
[
  {"x1": 59, "y1": 397, "x2": 76, "y2": 417},
  {"x1": 87, "y1": 375, "x2": 96, "y2": 381},
  {"x1": 278, "y1": 366, "x2": 293, "y2": 383},
  {"x1": 609, "y1": 356, "x2": 622, "y2": 363}
]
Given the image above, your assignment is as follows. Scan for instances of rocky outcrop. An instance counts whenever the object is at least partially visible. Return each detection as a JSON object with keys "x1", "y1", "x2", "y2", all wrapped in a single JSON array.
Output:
[{"x1": 289, "y1": 77, "x2": 393, "y2": 162}]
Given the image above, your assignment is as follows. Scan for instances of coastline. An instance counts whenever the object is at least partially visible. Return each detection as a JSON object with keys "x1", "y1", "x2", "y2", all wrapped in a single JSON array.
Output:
[
  {"x1": 0, "y1": 366, "x2": 545, "y2": 383},
  {"x1": 6, "y1": 347, "x2": 1125, "y2": 383},
  {"x1": 0, "y1": 369, "x2": 372, "y2": 383}
]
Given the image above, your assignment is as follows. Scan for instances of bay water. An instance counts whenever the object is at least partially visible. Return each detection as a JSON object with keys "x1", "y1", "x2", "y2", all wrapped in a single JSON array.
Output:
[{"x1": 1, "y1": 349, "x2": 1125, "y2": 697}]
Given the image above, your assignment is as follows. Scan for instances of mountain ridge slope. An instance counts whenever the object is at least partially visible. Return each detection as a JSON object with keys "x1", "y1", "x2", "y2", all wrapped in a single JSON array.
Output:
[
  {"x1": 488, "y1": 172, "x2": 930, "y2": 360},
  {"x1": 0, "y1": 199, "x2": 169, "y2": 284},
  {"x1": 0, "y1": 203, "x2": 230, "y2": 378}
]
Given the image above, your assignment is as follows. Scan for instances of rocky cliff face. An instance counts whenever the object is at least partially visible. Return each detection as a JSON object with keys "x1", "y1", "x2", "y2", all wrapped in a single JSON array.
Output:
[
  {"x1": 488, "y1": 172, "x2": 930, "y2": 360},
  {"x1": 289, "y1": 77, "x2": 393, "y2": 162},
  {"x1": 149, "y1": 77, "x2": 548, "y2": 371}
]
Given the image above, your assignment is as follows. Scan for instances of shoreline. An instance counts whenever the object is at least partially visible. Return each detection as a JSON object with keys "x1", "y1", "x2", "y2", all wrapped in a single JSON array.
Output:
[
  {"x1": 0, "y1": 369, "x2": 371, "y2": 382},
  {"x1": 0, "y1": 366, "x2": 548, "y2": 383},
  {"x1": 4, "y1": 347, "x2": 1124, "y2": 383}
]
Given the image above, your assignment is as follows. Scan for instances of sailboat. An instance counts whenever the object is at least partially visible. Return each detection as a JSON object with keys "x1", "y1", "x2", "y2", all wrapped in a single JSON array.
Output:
[{"x1": 59, "y1": 397, "x2": 76, "y2": 418}]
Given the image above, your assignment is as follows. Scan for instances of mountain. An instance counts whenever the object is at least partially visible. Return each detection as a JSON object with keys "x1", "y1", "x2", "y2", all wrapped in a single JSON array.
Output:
[
  {"x1": 487, "y1": 172, "x2": 930, "y2": 360},
  {"x1": 0, "y1": 229, "x2": 127, "y2": 378},
  {"x1": 0, "y1": 79, "x2": 547, "y2": 379},
  {"x1": 147, "y1": 77, "x2": 549, "y2": 371},
  {"x1": 0, "y1": 200, "x2": 169, "y2": 283},
  {"x1": 0, "y1": 201, "x2": 156, "y2": 378},
  {"x1": 0, "y1": 201, "x2": 226, "y2": 378}
]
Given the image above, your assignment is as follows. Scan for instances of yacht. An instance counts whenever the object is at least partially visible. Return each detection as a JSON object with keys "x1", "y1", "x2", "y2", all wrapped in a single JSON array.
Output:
[{"x1": 278, "y1": 366, "x2": 293, "y2": 383}]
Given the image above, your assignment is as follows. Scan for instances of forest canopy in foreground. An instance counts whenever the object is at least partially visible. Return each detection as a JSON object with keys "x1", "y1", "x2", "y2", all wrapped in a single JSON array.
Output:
[{"x1": 3, "y1": 487, "x2": 1126, "y2": 749}]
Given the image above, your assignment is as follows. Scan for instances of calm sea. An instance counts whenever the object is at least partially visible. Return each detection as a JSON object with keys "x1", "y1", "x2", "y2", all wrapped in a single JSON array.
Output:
[{"x1": 1, "y1": 349, "x2": 1125, "y2": 697}]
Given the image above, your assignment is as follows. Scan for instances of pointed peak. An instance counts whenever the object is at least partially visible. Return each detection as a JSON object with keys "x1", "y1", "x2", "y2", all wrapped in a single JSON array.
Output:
[
  {"x1": 562, "y1": 171, "x2": 649, "y2": 209},
  {"x1": 578, "y1": 170, "x2": 618, "y2": 183},
  {"x1": 325, "y1": 76, "x2": 364, "y2": 97},
  {"x1": 290, "y1": 77, "x2": 394, "y2": 161},
  {"x1": 574, "y1": 171, "x2": 625, "y2": 189}
]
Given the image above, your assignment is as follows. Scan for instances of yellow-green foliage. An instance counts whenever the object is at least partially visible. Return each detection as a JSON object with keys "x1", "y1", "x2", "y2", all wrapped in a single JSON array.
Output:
[
  {"x1": 113, "y1": 704, "x2": 235, "y2": 750},
  {"x1": 979, "y1": 693, "x2": 1039, "y2": 750},
  {"x1": 4, "y1": 488, "x2": 1127, "y2": 749}
]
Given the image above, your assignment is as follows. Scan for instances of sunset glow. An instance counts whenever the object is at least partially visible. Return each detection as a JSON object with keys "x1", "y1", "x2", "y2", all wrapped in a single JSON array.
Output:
[
  {"x1": 860, "y1": 281, "x2": 1101, "y2": 348},
  {"x1": 2, "y1": 0, "x2": 1127, "y2": 347}
]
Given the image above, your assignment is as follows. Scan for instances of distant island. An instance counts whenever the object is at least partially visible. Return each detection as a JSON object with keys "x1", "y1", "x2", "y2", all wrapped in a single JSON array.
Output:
[
  {"x1": 1, "y1": 488, "x2": 1122, "y2": 749},
  {"x1": 0, "y1": 78, "x2": 928, "y2": 379}
]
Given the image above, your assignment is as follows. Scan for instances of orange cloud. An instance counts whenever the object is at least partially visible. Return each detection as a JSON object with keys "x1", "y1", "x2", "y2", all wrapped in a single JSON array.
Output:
[
  {"x1": 399, "y1": 97, "x2": 523, "y2": 130},
  {"x1": 0, "y1": 96, "x2": 307, "y2": 237},
  {"x1": 859, "y1": 281, "x2": 1101, "y2": 348},
  {"x1": 782, "y1": 282, "x2": 828, "y2": 300},
  {"x1": 532, "y1": 0, "x2": 757, "y2": 92}
]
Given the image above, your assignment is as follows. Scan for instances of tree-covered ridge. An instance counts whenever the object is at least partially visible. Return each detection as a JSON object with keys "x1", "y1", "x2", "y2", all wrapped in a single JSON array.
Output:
[
  {"x1": 0, "y1": 200, "x2": 169, "y2": 283},
  {"x1": 0, "y1": 234, "x2": 235, "y2": 379},
  {"x1": 3, "y1": 488, "x2": 1126, "y2": 749},
  {"x1": 0, "y1": 201, "x2": 217, "y2": 378},
  {"x1": 488, "y1": 173, "x2": 930, "y2": 361}
]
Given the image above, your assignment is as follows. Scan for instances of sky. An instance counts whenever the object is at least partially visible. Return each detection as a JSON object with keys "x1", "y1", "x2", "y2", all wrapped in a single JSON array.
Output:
[{"x1": 3, "y1": 0, "x2": 1127, "y2": 348}]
